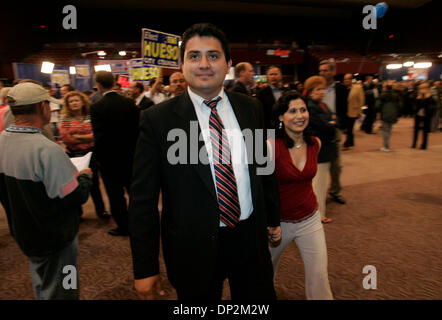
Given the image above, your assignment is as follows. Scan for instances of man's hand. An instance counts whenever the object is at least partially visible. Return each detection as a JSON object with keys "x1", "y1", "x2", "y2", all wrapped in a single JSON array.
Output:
[
  {"x1": 134, "y1": 275, "x2": 165, "y2": 300},
  {"x1": 267, "y1": 226, "x2": 282, "y2": 243},
  {"x1": 79, "y1": 168, "x2": 92, "y2": 178}
]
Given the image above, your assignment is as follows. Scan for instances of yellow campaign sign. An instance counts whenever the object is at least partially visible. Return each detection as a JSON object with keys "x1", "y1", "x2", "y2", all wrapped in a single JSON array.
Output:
[
  {"x1": 142, "y1": 28, "x2": 180, "y2": 69},
  {"x1": 130, "y1": 59, "x2": 160, "y2": 81}
]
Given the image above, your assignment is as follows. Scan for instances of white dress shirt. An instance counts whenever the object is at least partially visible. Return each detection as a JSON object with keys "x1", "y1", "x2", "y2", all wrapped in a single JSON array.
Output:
[
  {"x1": 324, "y1": 83, "x2": 336, "y2": 114},
  {"x1": 135, "y1": 92, "x2": 145, "y2": 106},
  {"x1": 270, "y1": 85, "x2": 283, "y2": 102},
  {"x1": 145, "y1": 91, "x2": 168, "y2": 105},
  {"x1": 187, "y1": 87, "x2": 253, "y2": 226}
]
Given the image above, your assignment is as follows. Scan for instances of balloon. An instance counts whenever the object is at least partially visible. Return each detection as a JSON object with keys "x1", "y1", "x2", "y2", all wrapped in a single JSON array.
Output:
[{"x1": 375, "y1": 2, "x2": 388, "y2": 18}]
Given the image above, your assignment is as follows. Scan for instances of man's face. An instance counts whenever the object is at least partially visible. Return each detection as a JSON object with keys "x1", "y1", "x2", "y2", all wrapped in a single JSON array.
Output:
[
  {"x1": 129, "y1": 83, "x2": 140, "y2": 99},
  {"x1": 242, "y1": 63, "x2": 255, "y2": 85},
  {"x1": 182, "y1": 36, "x2": 231, "y2": 99},
  {"x1": 365, "y1": 76, "x2": 373, "y2": 84},
  {"x1": 169, "y1": 72, "x2": 187, "y2": 96},
  {"x1": 267, "y1": 67, "x2": 282, "y2": 87},
  {"x1": 319, "y1": 64, "x2": 335, "y2": 83},
  {"x1": 343, "y1": 75, "x2": 353, "y2": 88}
]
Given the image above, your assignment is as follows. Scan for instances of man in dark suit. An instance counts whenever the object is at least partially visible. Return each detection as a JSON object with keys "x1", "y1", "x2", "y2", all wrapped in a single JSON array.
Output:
[
  {"x1": 257, "y1": 66, "x2": 287, "y2": 129},
  {"x1": 230, "y1": 62, "x2": 254, "y2": 96},
  {"x1": 129, "y1": 23, "x2": 281, "y2": 301},
  {"x1": 319, "y1": 60, "x2": 349, "y2": 205},
  {"x1": 129, "y1": 81, "x2": 154, "y2": 110},
  {"x1": 91, "y1": 71, "x2": 140, "y2": 236},
  {"x1": 361, "y1": 75, "x2": 378, "y2": 134},
  {"x1": 168, "y1": 72, "x2": 187, "y2": 98}
]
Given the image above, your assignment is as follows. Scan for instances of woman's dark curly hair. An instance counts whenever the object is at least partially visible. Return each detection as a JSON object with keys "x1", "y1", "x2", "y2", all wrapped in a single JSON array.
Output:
[{"x1": 272, "y1": 90, "x2": 315, "y2": 149}]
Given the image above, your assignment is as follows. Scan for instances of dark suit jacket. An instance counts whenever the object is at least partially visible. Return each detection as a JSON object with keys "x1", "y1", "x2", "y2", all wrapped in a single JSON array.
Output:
[
  {"x1": 128, "y1": 90, "x2": 280, "y2": 294},
  {"x1": 257, "y1": 85, "x2": 287, "y2": 129},
  {"x1": 230, "y1": 80, "x2": 250, "y2": 96},
  {"x1": 334, "y1": 82, "x2": 349, "y2": 130},
  {"x1": 307, "y1": 99, "x2": 337, "y2": 163},
  {"x1": 138, "y1": 96, "x2": 155, "y2": 111},
  {"x1": 90, "y1": 92, "x2": 140, "y2": 169}
]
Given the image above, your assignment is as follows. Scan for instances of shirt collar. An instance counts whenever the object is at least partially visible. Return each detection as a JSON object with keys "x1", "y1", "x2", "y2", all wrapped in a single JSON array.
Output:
[
  {"x1": 187, "y1": 87, "x2": 225, "y2": 111},
  {"x1": 103, "y1": 90, "x2": 116, "y2": 96},
  {"x1": 270, "y1": 84, "x2": 281, "y2": 91},
  {"x1": 135, "y1": 92, "x2": 144, "y2": 105},
  {"x1": 6, "y1": 125, "x2": 42, "y2": 133},
  {"x1": 326, "y1": 82, "x2": 336, "y2": 90}
]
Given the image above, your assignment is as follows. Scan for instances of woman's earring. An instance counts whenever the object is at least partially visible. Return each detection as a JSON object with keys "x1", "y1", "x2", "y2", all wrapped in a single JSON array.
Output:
[{"x1": 279, "y1": 121, "x2": 283, "y2": 129}]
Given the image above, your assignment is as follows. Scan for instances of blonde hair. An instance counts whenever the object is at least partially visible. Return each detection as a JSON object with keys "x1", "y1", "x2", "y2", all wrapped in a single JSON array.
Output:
[
  {"x1": 304, "y1": 76, "x2": 326, "y2": 97},
  {"x1": 62, "y1": 91, "x2": 90, "y2": 117}
]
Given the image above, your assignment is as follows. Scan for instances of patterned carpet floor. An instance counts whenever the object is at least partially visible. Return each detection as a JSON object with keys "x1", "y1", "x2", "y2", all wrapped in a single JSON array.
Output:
[{"x1": 1, "y1": 118, "x2": 441, "y2": 300}]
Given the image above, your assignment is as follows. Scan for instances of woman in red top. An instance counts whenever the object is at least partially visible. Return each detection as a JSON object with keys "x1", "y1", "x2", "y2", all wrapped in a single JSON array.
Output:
[
  {"x1": 60, "y1": 91, "x2": 109, "y2": 219},
  {"x1": 269, "y1": 91, "x2": 333, "y2": 299}
]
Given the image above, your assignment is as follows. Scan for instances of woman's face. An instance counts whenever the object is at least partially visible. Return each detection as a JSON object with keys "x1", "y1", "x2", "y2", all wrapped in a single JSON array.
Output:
[
  {"x1": 310, "y1": 84, "x2": 325, "y2": 102},
  {"x1": 279, "y1": 98, "x2": 309, "y2": 134},
  {"x1": 67, "y1": 95, "x2": 83, "y2": 113}
]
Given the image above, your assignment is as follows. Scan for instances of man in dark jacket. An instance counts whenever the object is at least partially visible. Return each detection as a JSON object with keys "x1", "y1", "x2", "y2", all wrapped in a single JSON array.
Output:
[
  {"x1": 129, "y1": 23, "x2": 281, "y2": 301},
  {"x1": 319, "y1": 60, "x2": 348, "y2": 205},
  {"x1": 361, "y1": 75, "x2": 378, "y2": 134},
  {"x1": 230, "y1": 62, "x2": 254, "y2": 96},
  {"x1": 257, "y1": 66, "x2": 287, "y2": 129},
  {"x1": 377, "y1": 83, "x2": 402, "y2": 152},
  {"x1": 91, "y1": 71, "x2": 140, "y2": 236},
  {"x1": 129, "y1": 81, "x2": 154, "y2": 110}
]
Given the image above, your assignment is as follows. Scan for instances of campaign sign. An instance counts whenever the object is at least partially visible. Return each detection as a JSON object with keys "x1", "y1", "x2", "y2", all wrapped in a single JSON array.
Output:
[
  {"x1": 130, "y1": 59, "x2": 160, "y2": 82},
  {"x1": 142, "y1": 28, "x2": 180, "y2": 69}
]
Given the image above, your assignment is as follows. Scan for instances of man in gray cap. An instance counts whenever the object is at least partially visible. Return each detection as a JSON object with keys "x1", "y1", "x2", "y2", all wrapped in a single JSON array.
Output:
[{"x1": 0, "y1": 82, "x2": 92, "y2": 300}]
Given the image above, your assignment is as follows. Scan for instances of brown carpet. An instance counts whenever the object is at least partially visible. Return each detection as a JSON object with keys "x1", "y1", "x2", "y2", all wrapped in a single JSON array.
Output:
[{"x1": 1, "y1": 118, "x2": 441, "y2": 300}]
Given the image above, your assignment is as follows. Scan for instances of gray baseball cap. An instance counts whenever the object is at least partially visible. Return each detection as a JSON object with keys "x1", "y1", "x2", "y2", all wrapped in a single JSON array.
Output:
[{"x1": 6, "y1": 82, "x2": 61, "y2": 106}]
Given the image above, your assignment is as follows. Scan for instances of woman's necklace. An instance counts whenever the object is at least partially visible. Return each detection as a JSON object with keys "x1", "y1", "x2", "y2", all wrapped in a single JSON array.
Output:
[{"x1": 295, "y1": 142, "x2": 304, "y2": 149}]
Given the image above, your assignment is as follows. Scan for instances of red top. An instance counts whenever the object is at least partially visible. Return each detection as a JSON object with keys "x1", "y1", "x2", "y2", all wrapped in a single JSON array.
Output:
[
  {"x1": 59, "y1": 114, "x2": 94, "y2": 154},
  {"x1": 274, "y1": 137, "x2": 319, "y2": 222}
]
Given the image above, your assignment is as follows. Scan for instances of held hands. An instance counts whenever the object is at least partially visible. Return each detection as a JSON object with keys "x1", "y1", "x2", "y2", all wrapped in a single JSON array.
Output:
[
  {"x1": 134, "y1": 275, "x2": 165, "y2": 300},
  {"x1": 267, "y1": 226, "x2": 282, "y2": 244}
]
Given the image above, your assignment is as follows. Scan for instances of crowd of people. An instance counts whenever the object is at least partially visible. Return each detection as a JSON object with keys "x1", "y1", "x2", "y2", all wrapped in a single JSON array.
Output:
[{"x1": 0, "y1": 22, "x2": 441, "y2": 301}]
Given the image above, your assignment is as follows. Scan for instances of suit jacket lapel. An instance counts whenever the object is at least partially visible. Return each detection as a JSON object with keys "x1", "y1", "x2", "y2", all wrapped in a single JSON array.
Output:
[
  {"x1": 225, "y1": 91, "x2": 253, "y2": 133},
  {"x1": 173, "y1": 92, "x2": 217, "y2": 200}
]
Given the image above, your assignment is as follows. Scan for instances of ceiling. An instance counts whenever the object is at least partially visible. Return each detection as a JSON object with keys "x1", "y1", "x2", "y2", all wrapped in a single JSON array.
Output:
[{"x1": 1, "y1": 0, "x2": 441, "y2": 65}]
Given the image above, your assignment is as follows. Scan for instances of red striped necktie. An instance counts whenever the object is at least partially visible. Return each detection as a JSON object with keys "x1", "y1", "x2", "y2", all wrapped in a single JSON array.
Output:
[{"x1": 204, "y1": 96, "x2": 241, "y2": 228}]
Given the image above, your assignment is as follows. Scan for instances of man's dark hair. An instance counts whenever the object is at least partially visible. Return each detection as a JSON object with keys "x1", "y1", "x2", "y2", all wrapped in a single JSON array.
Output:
[
  {"x1": 180, "y1": 23, "x2": 231, "y2": 63},
  {"x1": 134, "y1": 82, "x2": 144, "y2": 93},
  {"x1": 95, "y1": 71, "x2": 115, "y2": 90},
  {"x1": 266, "y1": 65, "x2": 281, "y2": 75},
  {"x1": 62, "y1": 84, "x2": 75, "y2": 92}
]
